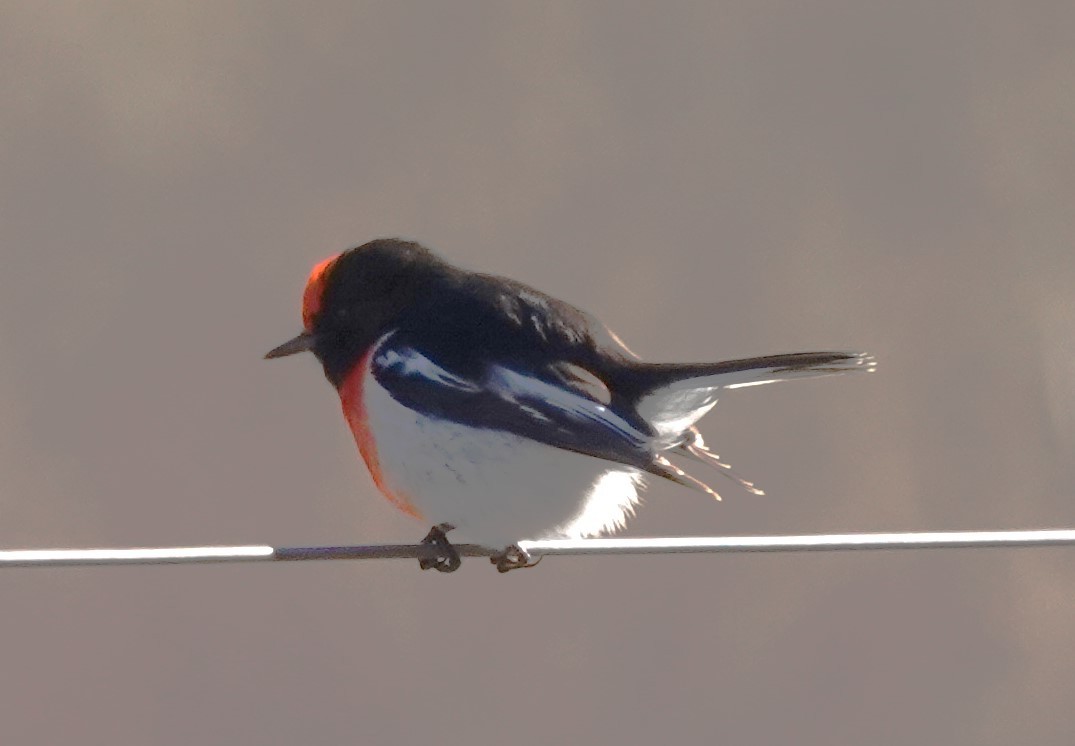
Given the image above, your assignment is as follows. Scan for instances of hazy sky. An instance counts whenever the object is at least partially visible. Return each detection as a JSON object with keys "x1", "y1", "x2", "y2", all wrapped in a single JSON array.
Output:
[{"x1": 1, "y1": 3, "x2": 1074, "y2": 744}]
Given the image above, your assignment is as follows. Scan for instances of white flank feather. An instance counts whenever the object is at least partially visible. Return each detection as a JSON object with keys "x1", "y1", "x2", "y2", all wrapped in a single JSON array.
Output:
[{"x1": 362, "y1": 366, "x2": 643, "y2": 549}]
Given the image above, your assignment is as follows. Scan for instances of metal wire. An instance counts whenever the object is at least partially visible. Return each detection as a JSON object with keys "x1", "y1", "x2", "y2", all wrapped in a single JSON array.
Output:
[{"x1": 1, "y1": 529, "x2": 1074, "y2": 568}]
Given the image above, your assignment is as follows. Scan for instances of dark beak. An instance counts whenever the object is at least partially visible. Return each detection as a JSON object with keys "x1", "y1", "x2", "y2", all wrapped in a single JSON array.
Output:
[{"x1": 264, "y1": 331, "x2": 316, "y2": 359}]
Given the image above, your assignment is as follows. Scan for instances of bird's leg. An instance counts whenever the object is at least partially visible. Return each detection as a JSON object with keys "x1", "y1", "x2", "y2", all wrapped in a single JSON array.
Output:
[
  {"x1": 490, "y1": 544, "x2": 541, "y2": 573},
  {"x1": 419, "y1": 523, "x2": 461, "y2": 573}
]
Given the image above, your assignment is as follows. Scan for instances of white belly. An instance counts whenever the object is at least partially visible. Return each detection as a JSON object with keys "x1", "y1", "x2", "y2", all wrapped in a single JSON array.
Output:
[{"x1": 363, "y1": 369, "x2": 644, "y2": 548}]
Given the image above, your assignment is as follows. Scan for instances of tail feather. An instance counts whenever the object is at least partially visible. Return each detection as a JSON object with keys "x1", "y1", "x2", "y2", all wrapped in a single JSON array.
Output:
[
  {"x1": 648, "y1": 433, "x2": 766, "y2": 501},
  {"x1": 675, "y1": 428, "x2": 766, "y2": 496},
  {"x1": 634, "y1": 351, "x2": 875, "y2": 437},
  {"x1": 650, "y1": 454, "x2": 725, "y2": 501}
]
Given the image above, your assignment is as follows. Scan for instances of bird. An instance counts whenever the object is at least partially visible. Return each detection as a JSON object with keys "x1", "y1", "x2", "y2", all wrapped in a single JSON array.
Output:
[{"x1": 266, "y1": 238, "x2": 874, "y2": 572}]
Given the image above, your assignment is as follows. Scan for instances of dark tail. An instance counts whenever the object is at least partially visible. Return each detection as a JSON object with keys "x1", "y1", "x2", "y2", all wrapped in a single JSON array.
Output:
[
  {"x1": 633, "y1": 351, "x2": 875, "y2": 436},
  {"x1": 633, "y1": 351, "x2": 874, "y2": 498}
]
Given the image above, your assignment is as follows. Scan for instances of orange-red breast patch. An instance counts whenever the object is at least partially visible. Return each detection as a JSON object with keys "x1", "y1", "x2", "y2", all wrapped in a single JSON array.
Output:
[{"x1": 337, "y1": 348, "x2": 424, "y2": 519}]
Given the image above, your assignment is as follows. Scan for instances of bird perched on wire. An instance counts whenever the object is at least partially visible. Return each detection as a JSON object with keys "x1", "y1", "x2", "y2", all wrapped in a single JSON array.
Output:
[{"x1": 266, "y1": 238, "x2": 874, "y2": 572}]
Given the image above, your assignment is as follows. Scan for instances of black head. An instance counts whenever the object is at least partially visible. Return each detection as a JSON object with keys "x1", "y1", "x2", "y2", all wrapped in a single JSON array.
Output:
[{"x1": 265, "y1": 238, "x2": 447, "y2": 385}]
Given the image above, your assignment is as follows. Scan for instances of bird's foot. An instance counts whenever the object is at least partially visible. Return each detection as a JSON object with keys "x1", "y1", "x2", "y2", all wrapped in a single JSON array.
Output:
[
  {"x1": 419, "y1": 523, "x2": 461, "y2": 573},
  {"x1": 490, "y1": 544, "x2": 541, "y2": 573}
]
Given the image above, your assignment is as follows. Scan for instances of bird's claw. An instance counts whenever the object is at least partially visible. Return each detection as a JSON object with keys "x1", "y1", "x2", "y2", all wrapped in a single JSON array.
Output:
[
  {"x1": 419, "y1": 523, "x2": 461, "y2": 573},
  {"x1": 490, "y1": 544, "x2": 540, "y2": 573}
]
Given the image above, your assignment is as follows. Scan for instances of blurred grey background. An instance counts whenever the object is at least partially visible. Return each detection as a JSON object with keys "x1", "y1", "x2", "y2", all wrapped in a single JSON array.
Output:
[{"x1": 1, "y1": 2, "x2": 1074, "y2": 744}]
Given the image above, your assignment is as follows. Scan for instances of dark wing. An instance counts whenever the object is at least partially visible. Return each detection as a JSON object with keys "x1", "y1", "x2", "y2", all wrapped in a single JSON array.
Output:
[
  {"x1": 370, "y1": 270, "x2": 723, "y2": 490},
  {"x1": 369, "y1": 331, "x2": 716, "y2": 499},
  {"x1": 382, "y1": 272, "x2": 745, "y2": 494},
  {"x1": 368, "y1": 330, "x2": 661, "y2": 473}
]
